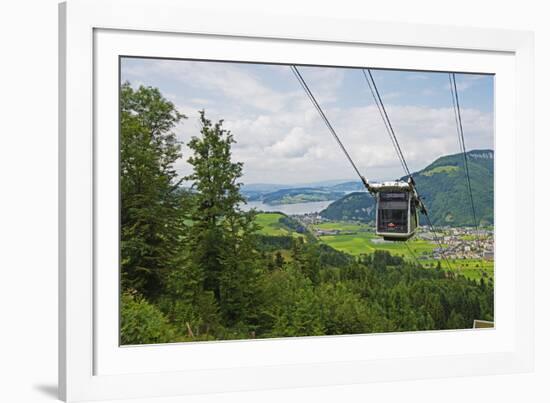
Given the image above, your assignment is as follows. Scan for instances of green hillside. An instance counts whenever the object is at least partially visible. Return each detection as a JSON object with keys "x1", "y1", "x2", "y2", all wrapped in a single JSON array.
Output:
[
  {"x1": 412, "y1": 149, "x2": 493, "y2": 226},
  {"x1": 320, "y1": 192, "x2": 375, "y2": 222},
  {"x1": 320, "y1": 149, "x2": 493, "y2": 226}
]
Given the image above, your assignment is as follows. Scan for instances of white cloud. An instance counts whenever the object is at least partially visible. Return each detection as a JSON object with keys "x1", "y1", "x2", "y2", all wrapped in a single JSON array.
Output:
[
  {"x1": 267, "y1": 128, "x2": 315, "y2": 158},
  {"x1": 123, "y1": 59, "x2": 493, "y2": 185},
  {"x1": 173, "y1": 103, "x2": 492, "y2": 184},
  {"x1": 295, "y1": 67, "x2": 345, "y2": 104},
  {"x1": 445, "y1": 74, "x2": 488, "y2": 92},
  {"x1": 154, "y1": 60, "x2": 300, "y2": 113},
  {"x1": 407, "y1": 73, "x2": 430, "y2": 81}
]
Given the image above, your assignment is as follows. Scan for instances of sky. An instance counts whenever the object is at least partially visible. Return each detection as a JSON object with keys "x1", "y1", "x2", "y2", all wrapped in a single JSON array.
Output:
[{"x1": 121, "y1": 57, "x2": 494, "y2": 185}]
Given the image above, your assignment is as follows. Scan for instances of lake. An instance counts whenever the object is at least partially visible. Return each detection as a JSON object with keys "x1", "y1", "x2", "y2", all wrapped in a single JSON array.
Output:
[{"x1": 241, "y1": 200, "x2": 334, "y2": 215}]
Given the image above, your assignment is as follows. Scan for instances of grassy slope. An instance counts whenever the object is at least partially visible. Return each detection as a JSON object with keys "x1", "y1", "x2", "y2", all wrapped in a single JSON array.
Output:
[
  {"x1": 254, "y1": 212, "x2": 304, "y2": 238},
  {"x1": 254, "y1": 212, "x2": 290, "y2": 236},
  {"x1": 421, "y1": 165, "x2": 459, "y2": 176},
  {"x1": 412, "y1": 150, "x2": 494, "y2": 226}
]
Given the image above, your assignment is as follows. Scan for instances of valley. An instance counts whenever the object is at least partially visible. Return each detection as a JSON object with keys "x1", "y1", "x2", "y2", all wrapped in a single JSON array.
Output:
[
  {"x1": 253, "y1": 211, "x2": 494, "y2": 283},
  {"x1": 246, "y1": 148, "x2": 495, "y2": 283}
]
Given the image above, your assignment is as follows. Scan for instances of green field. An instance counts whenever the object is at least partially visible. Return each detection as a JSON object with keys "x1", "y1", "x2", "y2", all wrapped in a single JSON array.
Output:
[
  {"x1": 254, "y1": 212, "x2": 304, "y2": 238},
  {"x1": 446, "y1": 259, "x2": 494, "y2": 281},
  {"x1": 319, "y1": 232, "x2": 436, "y2": 257},
  {"x1": 254, "y1": 212, "x2": 289, "y2": 236},
  {"x1": 315, "y1": 221, "x2": 493, "y2": 282}
]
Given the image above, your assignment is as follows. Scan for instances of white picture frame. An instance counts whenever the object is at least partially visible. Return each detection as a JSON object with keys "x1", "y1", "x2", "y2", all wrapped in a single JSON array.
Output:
[{"x1": 59, "y1": 0, "x2": 534, "y2": 401}]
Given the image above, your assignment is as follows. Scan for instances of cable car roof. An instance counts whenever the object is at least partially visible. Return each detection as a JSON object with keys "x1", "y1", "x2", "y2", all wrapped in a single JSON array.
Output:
[{"x1": 369, "y1": 180, "x2": 412, "y2": 192}]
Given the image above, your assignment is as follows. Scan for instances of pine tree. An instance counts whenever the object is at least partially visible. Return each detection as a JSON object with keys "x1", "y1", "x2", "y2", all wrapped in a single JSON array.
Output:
[
  {"x1": 120, "y1": 83, "x2": 186, "y2": 299},
  {"x1": 185, "y1": 111, "x2": 261, "y2": 328}
]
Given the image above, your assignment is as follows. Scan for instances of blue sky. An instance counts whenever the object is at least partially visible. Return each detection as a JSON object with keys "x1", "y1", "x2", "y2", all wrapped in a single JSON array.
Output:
[{"x1": 121, "y1": 57, "x2": 494, "y2": 184}]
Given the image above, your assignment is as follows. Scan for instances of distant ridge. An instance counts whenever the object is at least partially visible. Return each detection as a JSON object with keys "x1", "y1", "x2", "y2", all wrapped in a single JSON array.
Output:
[{"x1": 242, "y1": 181, "x2": 362, "y2": 205}]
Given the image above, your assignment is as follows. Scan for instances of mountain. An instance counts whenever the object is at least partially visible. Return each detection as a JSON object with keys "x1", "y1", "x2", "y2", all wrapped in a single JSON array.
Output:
[
  {"x1": 241, "y1": 180, "x2": 358, "y2": 202},
  {"x1": 319, "y1": 191, "x2": 375, "y2": 221},
  {"x1": 411, "y1": 149, "x2": 493, "y2": 226},
  {"x1": 320, "y1": 150, "x2": 494, "y2": 226},
  {"x1": 260, "y1": 187, "x2": 346, "y2": 205},
  {"x1": 241, "y1": 183, "x2": 289, "y2": 193},
  {"x1": 290, "y1": 179, "x2": 355, "y2": 188},
  {"x1": 241, "y1": 183, "x2": 290, "y2": 201},
  {"x1": 241, "y1": 181, "x2": 359, "y2": 205},
  {"x1": 329, "y1": 181, "x2": 365, "y2": 192}
]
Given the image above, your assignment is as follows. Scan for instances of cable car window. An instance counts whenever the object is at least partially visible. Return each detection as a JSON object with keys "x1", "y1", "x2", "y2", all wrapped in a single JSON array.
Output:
[
  {"x1": 378, "y1": 209, "x2": 408, "y2": 233},
  {"x1": 377, "y1": 192, "x2": 409, "y2": 234}
]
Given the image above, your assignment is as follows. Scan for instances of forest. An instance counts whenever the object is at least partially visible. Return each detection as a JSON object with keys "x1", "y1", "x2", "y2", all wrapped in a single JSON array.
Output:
[{"x1": 120, "y1": 83, "x2": 494, "y2": 345}]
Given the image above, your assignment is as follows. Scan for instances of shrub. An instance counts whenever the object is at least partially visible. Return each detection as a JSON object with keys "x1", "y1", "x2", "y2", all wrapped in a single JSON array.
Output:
[{"x1": 120, "y1": 292, "x2": 177, "y2": 345}]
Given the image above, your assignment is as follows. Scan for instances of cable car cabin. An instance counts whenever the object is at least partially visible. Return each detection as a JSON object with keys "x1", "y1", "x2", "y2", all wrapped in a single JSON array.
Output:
[{"x1": 370, "y1": 181, "x2": 419, "y2": 241}]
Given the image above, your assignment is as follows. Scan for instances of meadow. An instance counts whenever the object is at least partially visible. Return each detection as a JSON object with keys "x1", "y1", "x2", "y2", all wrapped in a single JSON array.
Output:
[
  {"x1": 254, "y1": 212, "x2": 290, "y2": 236},
  {"x1": 254, "y1": 212, "x2": 305, "y2": 238}
]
